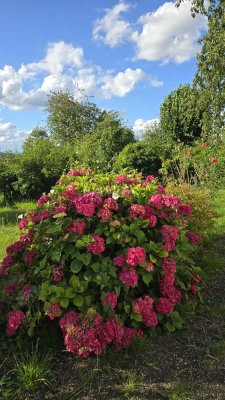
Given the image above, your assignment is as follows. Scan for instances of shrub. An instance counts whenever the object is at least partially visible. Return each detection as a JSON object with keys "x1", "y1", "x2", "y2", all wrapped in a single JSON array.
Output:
[
  {"x1": 0, "y1": 170, "x2": 202, "y2": 358},
  {"x1": 165, "y1": 182, "x2": 216, "y2": 238},
  {"x1": 113, "y1": 141, "x2": 165, "y2": 176},
  {"x1": 161, "y1": 140, "x2": 225, "y2": 189}
]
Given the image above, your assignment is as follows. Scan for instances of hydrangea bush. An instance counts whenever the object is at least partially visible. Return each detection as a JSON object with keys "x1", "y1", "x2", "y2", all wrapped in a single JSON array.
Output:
[{"x1": 0, "y1": 170, "x2": 202, "y2": 358}]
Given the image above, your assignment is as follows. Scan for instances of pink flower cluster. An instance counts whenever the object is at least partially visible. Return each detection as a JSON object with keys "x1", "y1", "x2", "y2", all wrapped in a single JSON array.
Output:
[
  {"x1": 23, "y1": 249, "x2": 36, "y2": 265},
  {"x1": 6, "y1": 240, "x2": 26, "y2": 255},
  {"x1": 113, "y1": 255, "x2": 125, "y2": 267},
  {"x1": 119, "y1": 267, "x2": 138, "y2": 288},
  {"x1": 161, "y1": 225, "x2": 180, "y2": 252},
  {"x1": 155, "y1": 298, "x2": 174, "y2": 314},
  {"x1": 45, "y1": 302, "x2": 61, "y2": 320},
  {"x1": 129, "y1": 204, "x2": 146, "y2": 218},
  {"x1": 67, "y1": 220, "x2": 86, "y2": 234},
  {"x1": 60, "y1": 312, "x2": 141, "y2": 358},
  {"x1": 6, "y1": 310, "x2": 25, "y2": 337},
  {"x1": 186, "y1": 232, "x2": 201, "y2": 245},
  {"x1": 126, "y1": 247, "x2": 146, "y2": 266},
  {"x1": 160, "y1": 257, "x2": 181, "y2": 305},
  {"x1": 74, "y1": 192, "x2": 102, "y2": 217},
  {"x1": 87, "y1": 235, "x2": 105, "y2": 255},
  {"x1": 102, "y1": 291, "x2": 118, "y2": 310},
  {"x1": 51, "y1": 265, "x2": 64, "y2": 282},
  {"x1": 22, "y1": 284, "x2": 32, "y2": 297},
  {"x1": 37, "y1": 195, "x2": 50, "y2": 206},
  {"x1": 132, "y1": 296, "x2": 158, "y2": 327}
]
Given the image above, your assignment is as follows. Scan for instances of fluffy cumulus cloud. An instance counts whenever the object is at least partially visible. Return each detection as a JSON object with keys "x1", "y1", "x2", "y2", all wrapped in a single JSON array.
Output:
[
  {"x1": 132, "y1": 1, "x2": 207, "y2": 64},
  {"x1": 0, "y1": 41, "x2": 161, "y2": 110},
  {"x1": 133, "y1": 118, "x2": 159, "y2": 138},
  {"x1": 0, "y1": 120, "x2": 28, "y2": 151},
  {"x1": 93, "y1": 1, "x2": 207, "y2": 64},
  {"x1": 92, "y1": 1, "x2": 132, "y2": 47}
]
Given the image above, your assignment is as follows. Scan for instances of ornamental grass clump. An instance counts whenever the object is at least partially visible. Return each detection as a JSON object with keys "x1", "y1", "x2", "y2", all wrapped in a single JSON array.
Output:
[{"x1": 0, "y1": 170, "x2": 202, "y2": 358}]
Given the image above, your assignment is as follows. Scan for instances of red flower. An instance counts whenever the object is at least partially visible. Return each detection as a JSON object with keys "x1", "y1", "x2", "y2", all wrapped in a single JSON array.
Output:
[
  {"x1": 113, "y1": 255, "x2": 125, "y2": 267},
  {"x1": 6, "y1": 310, "x2": 25, "y2": 337},
  {"x1": 126, "y1": 247, "x2": 146, "y2": 266},
  {"x1": 102, "y1": 291, "x2": 117, "y2": 310},
  {"x1": 45, "y1": 302, "x2": 61, "y2": 320},
  {"x1": 155, "y1": 298, "x2": 174, "y2": 314},
  {"x1": 201, "y1": 143, "x2": 207, "y2": 149},
  {"x1": 210, "y1": 157, "x2": 218, "y2": 164},
  {"x1": 87, "y1": 235, "x2": 105, "y2": 255},
  {"x1": 119, "y1": 267, "x2": 138, "y2": 288}
]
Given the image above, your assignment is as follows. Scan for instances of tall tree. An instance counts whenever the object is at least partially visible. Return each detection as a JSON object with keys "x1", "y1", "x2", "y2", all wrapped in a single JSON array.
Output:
[
  {"x1": 160, "y1": 84, "x2": 204, "y2": 144},
  {"x1": 76, "y1": 112, "x2": 135, "y2": 171},
  {"x1": 46, "y1": 91, "x2": 102, "y2": 143},
  {"x1": 176, "y1": 0, "x2": 225, "y2": 138}
]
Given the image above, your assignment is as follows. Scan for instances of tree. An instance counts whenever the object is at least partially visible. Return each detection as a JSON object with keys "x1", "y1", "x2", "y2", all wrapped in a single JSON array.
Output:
[
  {"x1": 176, "y1": 0, "x2": 225, "y2": 138},
  {"x1": 23, "y1": 127, "x2": 49, "y2": 150},
  {"x1": 160, "y1": 84, "x2": 204, "y2": 144},
  {"x1": 113, "y1": 137, "x2": 170, "y2": 176},
  {"x1": 0, "y1": 154, "x2": 21, "y2": 205},
  {"x1": 76, "y1": 112, "x2": 135, "y2": 171},
  {"x1": 15, "y1": 139, "x2": 70, "y2": 199},
  {"x1": 46, "y1": 91, "x2": 102, "y2": 143}
]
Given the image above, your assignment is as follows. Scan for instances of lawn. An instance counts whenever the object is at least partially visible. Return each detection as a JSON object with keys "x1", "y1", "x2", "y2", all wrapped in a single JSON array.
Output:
[
  {"x1": 0, "y1": 202, "x2": 35, "y2": 259},
  {"x1": 0, "y1": 192, "x2": 225, "y2": 399}
]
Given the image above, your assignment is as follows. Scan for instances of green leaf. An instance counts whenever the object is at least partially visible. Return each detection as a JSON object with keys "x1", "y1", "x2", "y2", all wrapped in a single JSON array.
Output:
[
  {"x1": 60, "y1": 298, "x2": 69, "y2": 308},
  {"x1": 124, "y1": 305, "x2": 130, "y2": 313},
  {"x1": 142, "y1": 271, "x2": 153, "y2": 285},
  {"x1": 78, "y1": 253, "x2": 92, "y2": 265},
  {"x1": 131, "y1": 313, "x2": 142, "y2": 322},
  {"x1": 114, "y1": 286, "x2": 121, "y2": 297},
  {"x1": 73, "y1": 295, "x2": 84, "y2": 307},
  {"x1": 149, "y1": 254, "x2": 157, "y2": 263},
  {"x1": 69, "y1": 275, "x2": 80, "y2": 290},
  {"x1": 70, "y1": 259, "x2": 83, "y2": 273},
  {"x1": 91, "y1": 263, "x2": 102, "y2": 273},
  {"x1": 65, "y1": 288, "x2": 75, "y2": 298},
  {"x1": 54, "y1": 286, "x2": 65, "y2": 297},
  {"x1": 134, "y1": 229, "x2": 146, "y2": 242},
  {"x1": 46, "y1": 224, "x2": 62, "y2": 235},
  {"x1": 158, "y1": 250, "x2": 169, "y2": 258},
  {"x1": 50, "y1": 249, "x2": 62, "y2": 262}
]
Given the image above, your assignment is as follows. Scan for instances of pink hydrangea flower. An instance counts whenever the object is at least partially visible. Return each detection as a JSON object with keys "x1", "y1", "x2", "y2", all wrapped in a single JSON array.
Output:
[
  {"x1": 22, "y1": 284, "x2": 32, "y2": 297},
  {"x1": 51, "y1": 265, "x2": 64, "y2": 282},
  {"x1": 23, "y1": 249, "x2": 36, "y2": 265},
  {"x1": 103, "y1": 198, "x2": 119, "y2": 211},
  {"x1": 129, "y1": 204, "x2": 146, "y2": 218},
  {"x1": 119, "y1": 267, "x2": 138, "y2": 288},
  {"x1": 113, "y1": 255, "x2": 125, "y2": 267},
  {"x1": 178, "y1": 204, "x2": 192, "y2": 216},
  {"x1": 37, "y1": 195, "x2": 50, "y2": 206},
  {"x1": 186, "y1": 232, "x2": 201, "y2": 245},
  {"x1": 148, "y1": 194, "x2": 164, "y2": 210},
  {"x1": 6, "y1": 310, "x2": 25, "y2": 337},
  {"x1": 102, "y1": 291, "x2": 117, "y2": 310},
  {"x1": 132, "y1": 296, "x2": 158, "y2": 328},
  {"x1": 45, "y1": 302, "x2": 61, "y2": 320},
  {"x1": 67, "y1": 220, "x2": 86, "y2": 234},
  {"x1": 97, "y1": 207, "x2": 111, "y2": 221},
  {"x1": 87, "y1": 235, "x2": 105, "y2": 255},
  {"x1": 126, "y1": 247, "x2": 146, "y2": 266},
  {"x1": 53, "y1": 205, "x2": 67, "y2": 216},
  {"x1": 155, "y1": 298, "x2": 174, "y2": 314}
]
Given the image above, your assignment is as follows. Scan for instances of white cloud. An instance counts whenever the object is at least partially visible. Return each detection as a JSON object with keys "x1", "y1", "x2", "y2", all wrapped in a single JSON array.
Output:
[
  {"x1": 0, "y1": 120, "x2": 28, "y2": 151},
  {"x1": 131, "y1": 1, "x2": 207, "y2": 64},
  {"x1": 101, "y1": 68, "x2": 145, "y2": 99},
  {"x1": 133, "y1": 118, "x2": 159, "y2": 137},
  {"x1": 93, "y1": 1, "x2": 207, "y2": 64},
  {"x1": 0, "y1": 41, "x2": 162, "y2": 110},
  {"x1": 92, "y1": 1, "x2": 132, "y2": 47}
]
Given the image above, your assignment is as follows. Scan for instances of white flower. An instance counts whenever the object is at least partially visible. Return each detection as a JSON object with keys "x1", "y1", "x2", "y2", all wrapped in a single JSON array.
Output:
[
  {"x1": 17, "y1": 214, "x2": 23, "y2": 220},
  {"x1": 50, "y1": 189, "x2": 55, "y2": 194},
  {"x1": 112, "y1": 192, "x2": 120, "y2": 200}
]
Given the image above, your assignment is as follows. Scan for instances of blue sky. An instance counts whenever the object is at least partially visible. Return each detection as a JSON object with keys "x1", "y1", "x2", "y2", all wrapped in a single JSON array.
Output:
[{"x1": 0, "y1": 0, "x2": 207, "y2": 151}]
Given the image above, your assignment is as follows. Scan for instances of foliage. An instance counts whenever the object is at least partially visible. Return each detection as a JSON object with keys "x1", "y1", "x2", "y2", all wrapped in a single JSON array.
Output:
[
  {"x1": 160, "y1": 84, "x2": 204, "y2": 144},
  {"x1": 76, "y1": 112, "x2": 135, "y2": 172},
  {"x1": 113, "y1": 138, "x2": 170, "y2": 176},
  {"x1": 0, "y1": 154, "x2": 21, "y2": 205},
  {"x1": 161, "y1": 140, "x2": 225, "y2": 189},
  {"x1": 165, "y1": 182, "x2": 216, "y2": 238},
  {"x1": 176, "y1": 0, "x2": 225, "y2": 138},
  {"x1": 0, "y1": 170, "x2": 203, "y2": 358},
  {"x1": 46, "y1": 91, "x2": 102, "y2": 144}
]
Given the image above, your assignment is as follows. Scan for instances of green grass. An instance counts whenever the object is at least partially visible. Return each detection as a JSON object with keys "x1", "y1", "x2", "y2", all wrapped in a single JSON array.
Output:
[{"x1": 0, "y1": 201, "x2": 35, "y2": 259}]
